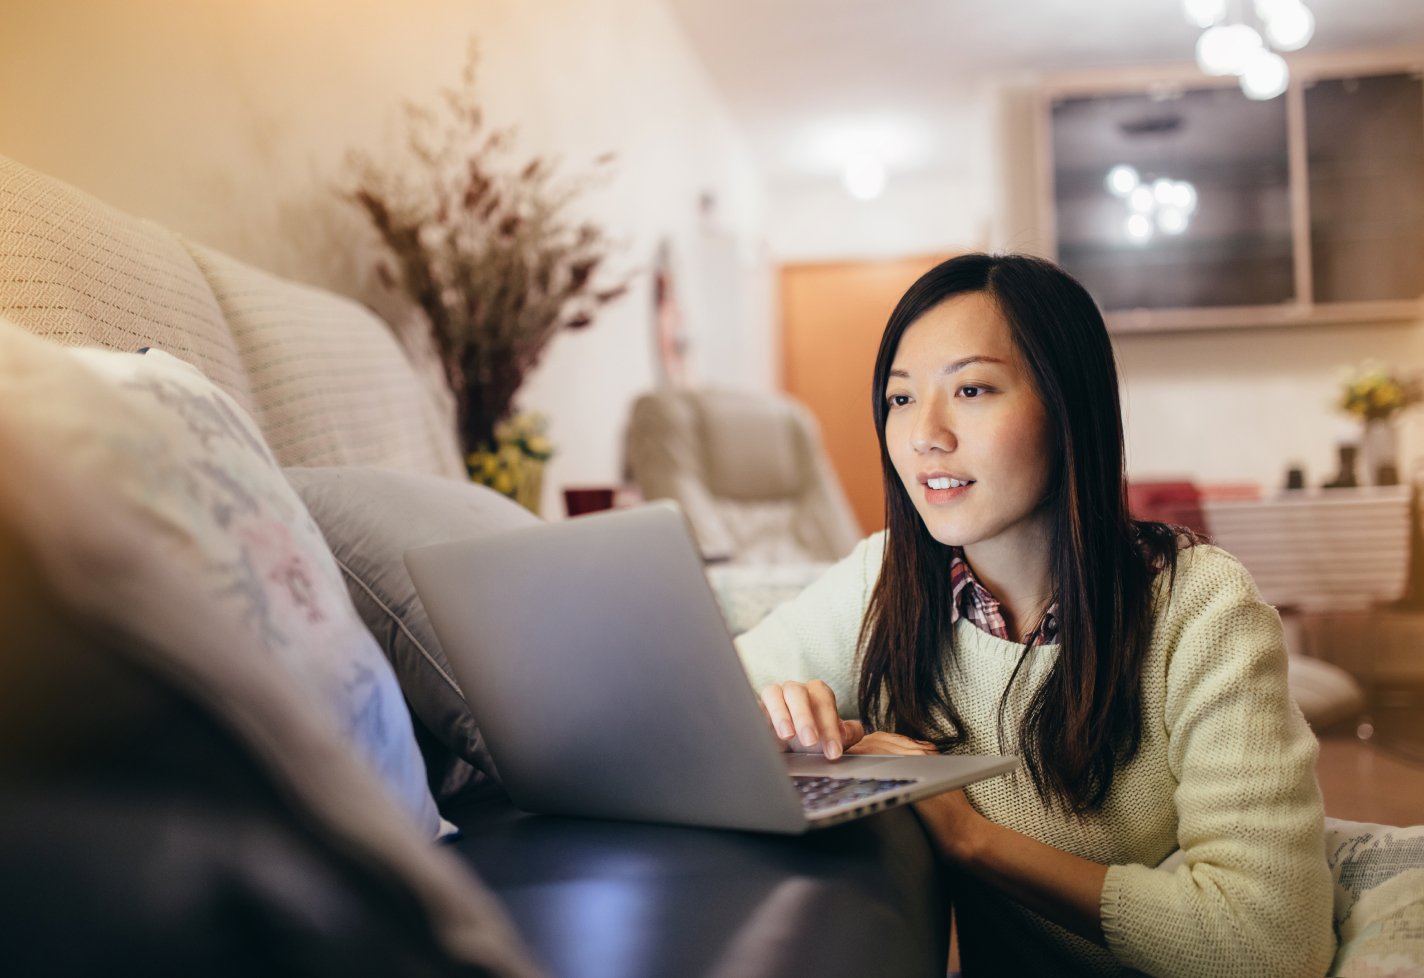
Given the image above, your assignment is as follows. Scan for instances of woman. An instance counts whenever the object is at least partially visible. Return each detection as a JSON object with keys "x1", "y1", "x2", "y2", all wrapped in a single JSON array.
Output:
[{"x1": 737, "y1": 254, "x2": 1334, "y2": 976}]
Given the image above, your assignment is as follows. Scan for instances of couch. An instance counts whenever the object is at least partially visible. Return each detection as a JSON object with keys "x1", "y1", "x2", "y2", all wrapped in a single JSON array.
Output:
[
  {"x1": 2, "y1": 154, "x2": 1419, "y2": 978},
  {"x1": 0, "y1": 154, "x2": 949, "y2": 978}
]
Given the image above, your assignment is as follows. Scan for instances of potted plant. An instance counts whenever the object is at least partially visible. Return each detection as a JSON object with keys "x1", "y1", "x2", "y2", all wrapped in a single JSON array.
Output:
[
  {"x1": 346, "y1": 46, "x2": 627, "y2": 511},
  {"x1": 1338, "y1": 363, "x2": 1421, "y2": 486}
]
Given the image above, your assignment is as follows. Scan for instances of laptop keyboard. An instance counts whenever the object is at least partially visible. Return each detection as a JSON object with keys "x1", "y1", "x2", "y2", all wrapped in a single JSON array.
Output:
[{"x1": 792, "y1": 774, "x2": 917, "y2": 813}]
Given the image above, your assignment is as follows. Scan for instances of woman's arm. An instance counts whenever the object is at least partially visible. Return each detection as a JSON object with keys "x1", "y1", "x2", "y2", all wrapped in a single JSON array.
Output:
[
  {"x1": 733, "y1": 532, "x2": 886, "y2": 713},
  {"x1": 914, "y1": 790, "x2": 1109, "y2": 945}
]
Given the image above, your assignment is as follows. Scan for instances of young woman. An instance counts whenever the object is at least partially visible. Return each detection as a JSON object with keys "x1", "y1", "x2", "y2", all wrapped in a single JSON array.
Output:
[{"x1": 737, "y1": 254, "x2": 1334, "y2": 977}]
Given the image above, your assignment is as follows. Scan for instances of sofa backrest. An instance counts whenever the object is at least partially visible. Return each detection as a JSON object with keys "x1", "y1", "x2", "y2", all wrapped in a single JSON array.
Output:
[{"x1": 0, "y1": 154, "x2": 464, "y2": 480}]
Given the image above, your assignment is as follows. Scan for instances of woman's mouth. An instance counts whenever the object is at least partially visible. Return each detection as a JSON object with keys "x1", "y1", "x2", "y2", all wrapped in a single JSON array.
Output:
[{"x1": 922, "y1": 475, "x2": 975, "y2": 502}]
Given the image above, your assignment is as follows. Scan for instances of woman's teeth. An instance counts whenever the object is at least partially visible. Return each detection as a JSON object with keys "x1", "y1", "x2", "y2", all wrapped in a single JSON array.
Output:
[{"x1": 927, "y1": 477, "x2": 973, "y2": 490}]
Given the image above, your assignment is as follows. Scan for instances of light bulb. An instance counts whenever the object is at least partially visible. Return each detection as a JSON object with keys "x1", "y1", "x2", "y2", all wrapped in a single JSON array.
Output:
[
  {"x1": 1152, "y1": 178, "x2": 1176, "y2": 204},
  {"x1": 1105, "y1": 164, "x2": 1140, "y2": 197},
  {"x1": 1126, "y1": 214, "x2": 1154, "y2": 244},
  {"x1": 1157, "y1": 207, "x2": 1190, "y2": 234},
  {"x1": 1182, "y1": 0, "x2": 1227, "y2": 28},
  {"x1": 842, "y1": 155, "x2": 886, "y2": 201},
  {"x1": 1171, "y1": 180, "x2": 1199, "y2": 214},
  {"x1": 1240, "y1": 49, "x2": 1289, "y2": 100},
  {"x1": 1196, "y1": 23, "x2": 1263, "y2": 76},
  {"x1": 1129, "y1": 186, "x2": 1156, "y2": 214},
  {"x1": 1264, "y1": 3, "x2": 1314, "y2": 51}
]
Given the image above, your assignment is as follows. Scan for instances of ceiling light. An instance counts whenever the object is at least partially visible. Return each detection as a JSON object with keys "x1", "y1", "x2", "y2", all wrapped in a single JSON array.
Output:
[
  {"x1": 1240, "y1": 49, "x2": 1290, "y2": 100},
  {"x1": 842, "y1": 155, "x2": 886, "y2": 201},
  {"x1": 1129, "y1": 186, "x2": 1156, "y2": 213},
  {"x1": 1126, "y1": 214, "x2": 1154, "y2": 244},
  {"x1": 1182, "y1": 0, "x2": 1228, "y2": 29},
  {"x1": 1156, "y1": 207, "x2": 1190, "y2": 234},
  {"x1": 1170, "y1": 180, "x2": 1199, "y2": 214},
  {"x1": 1196, "y1": 23, "x2": 1264, "y2": 76},
  {"x1": 1263, "y1": 2, "x2": 1315, "y2": 50},
  {"x1": 1105, "y1": 164, "x2": 1140, "y2": 197}
]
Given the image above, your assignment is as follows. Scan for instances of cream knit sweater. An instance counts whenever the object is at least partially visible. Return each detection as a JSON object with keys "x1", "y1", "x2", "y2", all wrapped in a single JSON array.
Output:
[{"x1": 735, "y1": 533, "x2": 1335, "y2": 978}]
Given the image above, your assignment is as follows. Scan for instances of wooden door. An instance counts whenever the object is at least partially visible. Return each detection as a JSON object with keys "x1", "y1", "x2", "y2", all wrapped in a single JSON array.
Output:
[{"x1": 780, "y1": 255, "x2": 950, "y2": 534}]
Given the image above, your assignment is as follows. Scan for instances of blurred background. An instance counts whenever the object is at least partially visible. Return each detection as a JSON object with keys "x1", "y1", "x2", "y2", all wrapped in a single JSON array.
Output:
[{"x1": 2, "y1": 0, "x2": 1421, "y2": 527}]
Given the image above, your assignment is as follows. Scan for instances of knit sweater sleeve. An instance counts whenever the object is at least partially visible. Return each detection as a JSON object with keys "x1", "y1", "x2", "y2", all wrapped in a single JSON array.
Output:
[
  {"x1": 732, "y1": 532, "x2": 884, "y2": 718},
  {"x1": 1098, "y1": 546, "x2": 1335, "y2": 978}
]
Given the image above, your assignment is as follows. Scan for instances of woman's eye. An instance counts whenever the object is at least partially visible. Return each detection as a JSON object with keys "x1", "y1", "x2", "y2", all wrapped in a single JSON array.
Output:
[
  {"x1": 886, "y1": 393, "x2": 911, "y2": 408},
  {"x1": 958, "y1": 386, "x2": 984, "y2": 398}
]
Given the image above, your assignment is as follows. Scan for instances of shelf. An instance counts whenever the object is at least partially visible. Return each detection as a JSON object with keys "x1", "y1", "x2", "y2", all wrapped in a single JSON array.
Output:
[{"x1": 1105, "y1": 298, "x2": 1422, "y2": 335}]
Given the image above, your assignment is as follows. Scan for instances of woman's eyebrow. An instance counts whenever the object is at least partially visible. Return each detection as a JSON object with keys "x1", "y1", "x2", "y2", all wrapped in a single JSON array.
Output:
[{"x1": 887, "y1": 355, "x2": 1006, "y2": 380}]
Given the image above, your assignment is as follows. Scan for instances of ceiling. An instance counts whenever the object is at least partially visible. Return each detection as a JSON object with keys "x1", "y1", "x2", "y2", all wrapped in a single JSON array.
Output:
[{"x1": 664, "y1": 0, "x2": 1424, "y2": 185}]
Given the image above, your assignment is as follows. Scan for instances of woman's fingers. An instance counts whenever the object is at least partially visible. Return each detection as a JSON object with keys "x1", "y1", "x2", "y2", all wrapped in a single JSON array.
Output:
[{"x1": 761, "y1": 680, "x2": 844, "y2": 758}]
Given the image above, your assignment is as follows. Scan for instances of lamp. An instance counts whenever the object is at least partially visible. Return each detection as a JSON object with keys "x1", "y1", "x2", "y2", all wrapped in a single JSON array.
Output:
[{"x1": 1183, "y1": 0, "x2": 1313, "y2": 100}]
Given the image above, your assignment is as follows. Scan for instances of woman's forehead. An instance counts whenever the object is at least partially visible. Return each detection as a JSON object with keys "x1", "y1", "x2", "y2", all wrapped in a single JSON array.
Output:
[{"x1": 896, "y1": 292, "x2": 1019, "y2": 363}]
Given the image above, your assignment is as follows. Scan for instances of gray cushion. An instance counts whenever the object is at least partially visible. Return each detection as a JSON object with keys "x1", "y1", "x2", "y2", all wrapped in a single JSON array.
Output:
[{"x1": 284, "y1": 466, "x2": 540, "y2": 800}]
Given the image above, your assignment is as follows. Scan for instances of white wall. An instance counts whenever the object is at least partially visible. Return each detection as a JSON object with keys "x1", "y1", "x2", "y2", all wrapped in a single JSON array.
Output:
[
  {"x1": 0, "y1": 0, "x2": 770, "y2": 514},
  {"x1": 768, "y1": 76, "x2": 1424, "y2": 492}
]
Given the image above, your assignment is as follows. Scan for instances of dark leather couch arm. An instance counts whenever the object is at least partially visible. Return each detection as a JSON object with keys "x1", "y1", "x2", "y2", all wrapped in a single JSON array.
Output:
[{"x1": 446, "y1": 796, "x2": 951, "y2": 978}]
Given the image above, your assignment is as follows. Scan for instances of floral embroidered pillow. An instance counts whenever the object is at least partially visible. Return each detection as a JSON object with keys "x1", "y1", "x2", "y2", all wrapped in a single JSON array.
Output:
[{"x1": 0, "y1": 319, "x2": 444, "y2": 838}]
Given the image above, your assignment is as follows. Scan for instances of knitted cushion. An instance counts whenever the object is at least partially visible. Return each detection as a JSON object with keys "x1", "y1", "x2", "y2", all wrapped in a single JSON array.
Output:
[
  {"x1": 0, "y1": 154, "x2": 254, "y2": 412},
  {"x1": 0, "y1": 318, "x2": 444, "y2": 839},
  {"x1": 183, "y1": 240, "x2": 465, "y2": 478}
]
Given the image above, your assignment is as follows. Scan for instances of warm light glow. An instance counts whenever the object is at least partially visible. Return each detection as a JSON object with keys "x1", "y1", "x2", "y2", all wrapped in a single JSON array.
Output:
[
  {"x1": 1105, "y1": 164, "x2": 1140, "y2": 197},
  {"x1": 1126, "y1": 214, "x2": 1154, "y2": 244},
  {"x1": 1157, "y1": 207, "x2": 1190, "y2": 234},
  {"x1": 1171, "y1": 180, "x2": 1199, "y2": 214},
  {"x1": 1182, "y1": 0, "x2": 1228, "y2": 28},
  {"x1": 1240, "y1": 49, "x2": 1290, "y2": 100},
  {"x1": 842, "y1": 154, "x2": 886, "y2": 200},
  {"x1": 1263, "y1": 2, "x2": 1314, "y2": 50},
  {"x1": 1196, "y1": 23, "x2": 1263, "y2": 76}
]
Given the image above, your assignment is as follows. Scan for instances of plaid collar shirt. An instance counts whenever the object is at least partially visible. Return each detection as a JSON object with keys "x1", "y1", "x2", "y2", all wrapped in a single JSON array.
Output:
[{"x1": 948, "y1": 548, "x2": 1059, "y2": 647}]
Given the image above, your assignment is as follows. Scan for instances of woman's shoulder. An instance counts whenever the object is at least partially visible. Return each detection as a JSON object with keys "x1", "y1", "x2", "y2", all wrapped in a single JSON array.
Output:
[{"x1": 1159, "y1": 541, "x2": 1262, "y2": 601}]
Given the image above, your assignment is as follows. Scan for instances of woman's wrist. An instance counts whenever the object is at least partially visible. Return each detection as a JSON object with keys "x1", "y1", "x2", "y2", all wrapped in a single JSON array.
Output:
[{"x1": 916, "y1": 791, "x2": 990, "y2": 866}]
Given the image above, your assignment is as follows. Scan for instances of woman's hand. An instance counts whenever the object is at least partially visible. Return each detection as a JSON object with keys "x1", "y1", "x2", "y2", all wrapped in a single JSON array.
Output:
[
  {"x1": 759, "y1": 680, "x2": 864, "y2": 759},
  {"x1": 759, "y1": 681, "x2": 938, "y2": 759},
  {"x1": 849, "y1": 730, "x2": 938, "y2": 755}
]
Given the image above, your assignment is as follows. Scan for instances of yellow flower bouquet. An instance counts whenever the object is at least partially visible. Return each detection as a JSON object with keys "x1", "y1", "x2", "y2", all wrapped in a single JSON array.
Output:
[
  {"x1": 1339, "y1": 364, "x2": 1421, "y2": 422},
  {"x1": 466, "y1": 411, "x2": 554, "y2": 514}
]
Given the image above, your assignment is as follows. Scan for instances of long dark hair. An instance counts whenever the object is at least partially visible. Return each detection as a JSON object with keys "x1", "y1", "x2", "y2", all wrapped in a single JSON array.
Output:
[{"x1": 856, "y1": 253, "x2": 1192, "y2": 814}]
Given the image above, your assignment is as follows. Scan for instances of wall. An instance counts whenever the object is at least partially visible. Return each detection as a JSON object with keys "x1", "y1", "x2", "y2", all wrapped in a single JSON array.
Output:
[
  {"x1": 0, "y1": 0, "x2": 770, "y2": 514},
  {"x1": 986, "y1": 81, "x2": 1424, "y2": 491},
  {"x1": 773, "y1": 76, "x2": 1424, "y2": 493}
]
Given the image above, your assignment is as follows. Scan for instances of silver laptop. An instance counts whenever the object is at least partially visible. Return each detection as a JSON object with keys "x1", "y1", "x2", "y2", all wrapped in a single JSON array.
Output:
[{"x1": 404, "y1": 501, "x2": 1016, "y2": 833}]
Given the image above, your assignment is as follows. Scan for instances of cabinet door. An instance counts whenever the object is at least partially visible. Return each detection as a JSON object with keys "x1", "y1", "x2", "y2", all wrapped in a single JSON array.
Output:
[
  {"x1": 1306, "y1": 72, "x2": 1424, "y2": 304},
  {"x1": 1051, "y1": 85, "x2": 1294, "y2": 311}
]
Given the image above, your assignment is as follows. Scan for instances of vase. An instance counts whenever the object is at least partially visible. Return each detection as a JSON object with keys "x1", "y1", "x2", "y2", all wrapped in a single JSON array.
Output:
[
  {"x1": 511, "y1": 455, "x2": 545, "y2": 515},
  {"x1": 1360, "y1": 419, "x2": 1399, "y2": 486}
]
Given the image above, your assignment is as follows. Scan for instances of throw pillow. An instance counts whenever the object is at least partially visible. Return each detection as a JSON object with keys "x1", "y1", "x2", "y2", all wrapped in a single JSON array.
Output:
[
  {"x1": 1325, "y1": 816, "x2": 1424, "y2": 975},
  {"x1": 0, "y1": 318, "x2": 444, "y2": 839},
  {"x1": 283, "y1": 466, "x2": 540, "y2": 800}
]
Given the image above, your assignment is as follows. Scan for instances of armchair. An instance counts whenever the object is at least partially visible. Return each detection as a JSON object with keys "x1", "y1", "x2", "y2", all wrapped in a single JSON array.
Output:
[{"x1": 625, "y1": 387, "x2": 861, "y2": 564}]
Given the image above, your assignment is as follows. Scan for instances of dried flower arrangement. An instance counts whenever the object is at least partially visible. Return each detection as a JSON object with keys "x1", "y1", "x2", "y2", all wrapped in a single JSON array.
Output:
[{"x1": 346, "y1": 45, "x2": 628, "y2": 460}]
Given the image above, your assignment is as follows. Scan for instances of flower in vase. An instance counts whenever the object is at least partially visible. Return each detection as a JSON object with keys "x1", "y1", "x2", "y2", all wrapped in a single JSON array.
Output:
[{"x1": 1338, "y1": 363, "x2": 1421, "y2": 423}]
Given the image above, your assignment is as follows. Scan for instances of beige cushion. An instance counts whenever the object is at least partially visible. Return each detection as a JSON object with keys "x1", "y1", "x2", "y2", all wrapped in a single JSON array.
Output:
[
  {"x1": 183, "y1": 241, "x2": 465, "y2": 478},
  {"x1": 1325, "y1": 817, "x2": 1424, "y2": 975},
  {"x1": 0, "y1": 154, "x2": 254, "y2": 412},
  {"x1": 1287, "y1": 653, "x2": 1366, "y2": 729},
  {"x1": 626, "y1": 387, "x2": 862, "y2": 564},
  {"x1": 0, "y1": 318, "x2": 446, "y2": 839}
]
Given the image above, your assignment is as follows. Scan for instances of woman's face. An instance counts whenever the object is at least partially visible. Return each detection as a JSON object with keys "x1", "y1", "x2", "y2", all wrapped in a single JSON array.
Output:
[{"x1": 883, "y1": 291, "x2": 1055, "y2": 561}]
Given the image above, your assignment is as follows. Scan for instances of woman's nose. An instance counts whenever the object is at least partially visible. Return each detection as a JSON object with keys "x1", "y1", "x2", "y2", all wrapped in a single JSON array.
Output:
[{"x1": 909, "y1": 400, "x2": 955, "y2": 454}]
